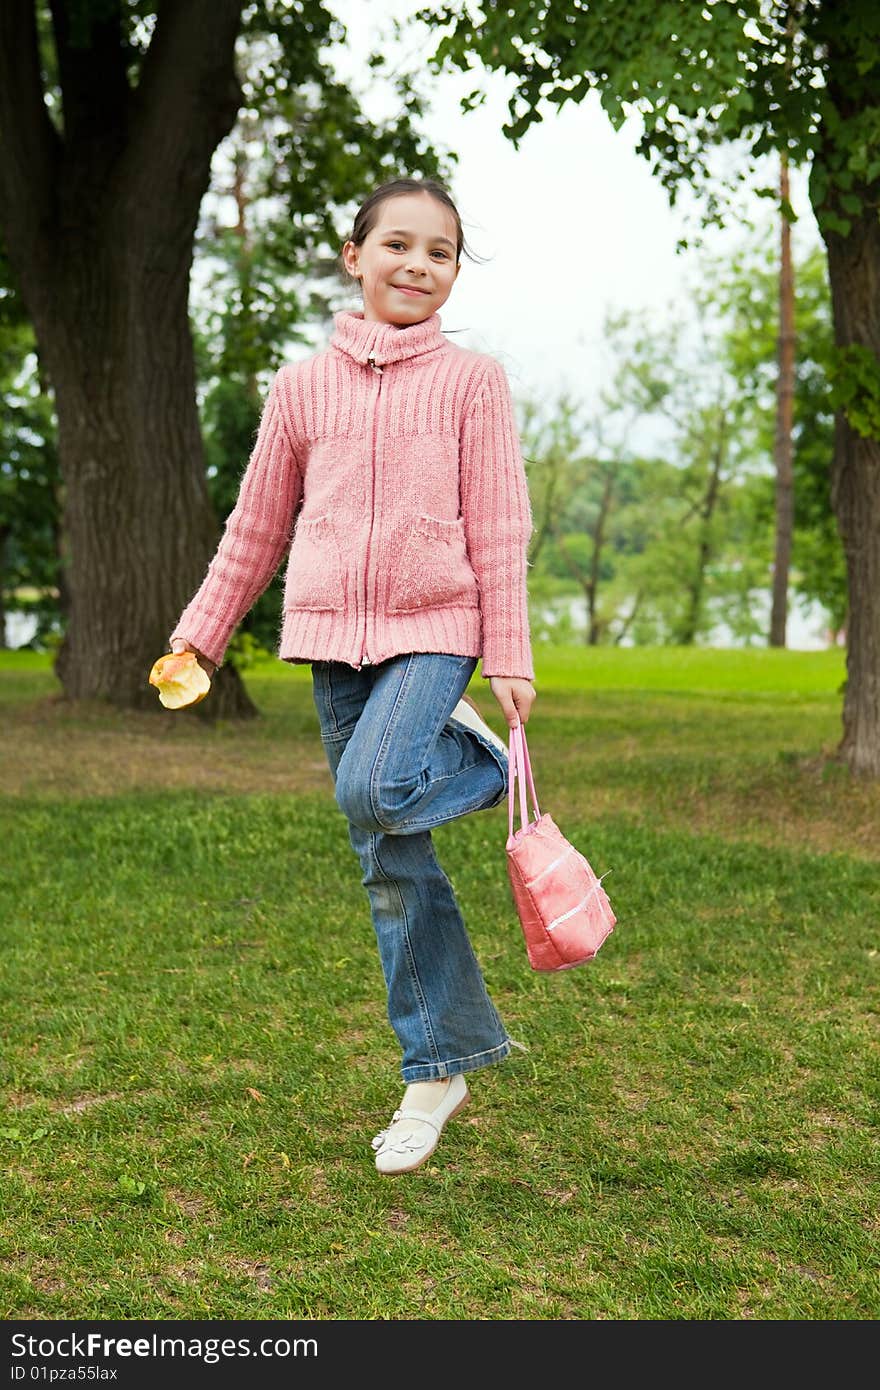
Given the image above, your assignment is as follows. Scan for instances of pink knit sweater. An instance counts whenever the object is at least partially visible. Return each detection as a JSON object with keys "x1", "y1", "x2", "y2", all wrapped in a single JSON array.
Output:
[{"x1": 170, "y1": 311, "x2": 535, "y2": 680}]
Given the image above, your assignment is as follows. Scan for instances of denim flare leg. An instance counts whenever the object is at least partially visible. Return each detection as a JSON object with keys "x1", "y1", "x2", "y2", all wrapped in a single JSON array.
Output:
[{"x1": 310, "y1": 652, "x2": 512, "y2": 1083}]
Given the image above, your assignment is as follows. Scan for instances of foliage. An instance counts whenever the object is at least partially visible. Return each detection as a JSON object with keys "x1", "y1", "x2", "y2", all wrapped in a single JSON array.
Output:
[
  {"x1": 0, "y1": 249, "x2": 60, "y2": 648},
  {"x1": 714, "y1": 235, "x2": 845, "y2": 630},
  {"x1": 423, "y1": 1, "x2": 880, "y2": 239},
  {"x1": 522, "y1": 293, "x2": 768, "y2": 646},
  {"x1": 826, "y1": 344, "x2": 880, "y2": 441},
  {"x1": 519, "y1": 222, "x2": 843, "y2": 646}
]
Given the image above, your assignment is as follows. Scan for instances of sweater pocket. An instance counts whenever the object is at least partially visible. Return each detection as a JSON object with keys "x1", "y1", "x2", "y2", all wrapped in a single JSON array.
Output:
[
  {"x1": 388, "y1": 514, "x2": 480, "y2": 614},
  {"x1": 284, "y1": 515, "x2": 343, "y2": 612}
]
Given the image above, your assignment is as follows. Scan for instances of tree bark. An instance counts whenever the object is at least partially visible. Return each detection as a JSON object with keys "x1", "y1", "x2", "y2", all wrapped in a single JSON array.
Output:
[
  {"x1": 0, "y1": 0, "x2": 257, "y2": 718},
  {"x1": 676, "y1": 413, "x2": 726, "y2": 646},
  {"x1": 822, "y1": 206, "x2": 880, "y2": 776},
  {"x1": 811, "y1": 7, "x2": 880, "y2": 776},
  {"x1": 769, "y1": 152, "x2": 795, "y2": 648},
  {"x1": 613, "y1": 588, "x2": 643, "y2": 646},
  {"x1": 43, "y1": 258, "x2": 259, "y2": 716},
  {"x1": 587, "y1": 468, "x2": 614, "y2": 644},
  {"x1": 0, "y1": 525, "x2": 8, "y2": 648},
  {"x1": 527, "y1": 451, "x2": 562, "y2": 568}
]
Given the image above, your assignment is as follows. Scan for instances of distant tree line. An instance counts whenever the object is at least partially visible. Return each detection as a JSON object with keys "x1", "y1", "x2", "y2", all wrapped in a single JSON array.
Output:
[{"x1": 521, "y1": 236, "x2": 843, "y2": 651}]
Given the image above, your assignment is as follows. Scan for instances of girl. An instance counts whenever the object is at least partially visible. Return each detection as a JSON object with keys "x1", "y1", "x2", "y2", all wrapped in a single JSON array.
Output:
[{"x1": 165, "y1": 176, "x2": 536, "y2": 1174}]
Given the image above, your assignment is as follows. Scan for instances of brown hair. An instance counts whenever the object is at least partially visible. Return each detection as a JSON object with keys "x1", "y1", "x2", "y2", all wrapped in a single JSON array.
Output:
[{"x1": 347, "y1": 177, "x2": 479, "y2": 265}]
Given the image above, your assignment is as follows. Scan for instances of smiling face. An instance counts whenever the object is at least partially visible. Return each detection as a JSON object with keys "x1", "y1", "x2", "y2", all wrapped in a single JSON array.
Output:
[{"x1": 342, "y1": 192, "x2": 461, "y2": 326}]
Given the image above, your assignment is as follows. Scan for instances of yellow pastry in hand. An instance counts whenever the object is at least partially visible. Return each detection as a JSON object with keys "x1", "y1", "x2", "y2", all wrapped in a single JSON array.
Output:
[{"x1": 148, "y1": 651, "x2": 212, "y2": 709}]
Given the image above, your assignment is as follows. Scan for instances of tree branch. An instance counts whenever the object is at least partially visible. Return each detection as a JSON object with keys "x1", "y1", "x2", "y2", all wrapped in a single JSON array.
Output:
[
  {"x1": 123, "y1": 0, "x2": 244, "y2": 216},
  {"x1": 0, "y1": 0, "x2": 61, "y2": 257},
  {"x1": 48, "y1": 0, "x2": 129, "y2": 149}
]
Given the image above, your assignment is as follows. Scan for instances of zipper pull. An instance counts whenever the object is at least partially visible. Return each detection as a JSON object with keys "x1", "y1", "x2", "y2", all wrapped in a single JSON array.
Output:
[{"x1": 367, "y1": 354, "x2": 383, "y2": 375}]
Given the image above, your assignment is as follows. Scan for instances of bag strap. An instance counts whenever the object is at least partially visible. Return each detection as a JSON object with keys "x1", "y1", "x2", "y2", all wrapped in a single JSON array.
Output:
[{"x1": 508, "y1": 722, "x2": 541, "y2": 838}]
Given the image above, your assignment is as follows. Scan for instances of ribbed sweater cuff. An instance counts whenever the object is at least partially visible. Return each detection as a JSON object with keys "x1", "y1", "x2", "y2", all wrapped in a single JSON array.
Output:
[
  {"x1": 480, "y1": 639, "x2": 534, "y2": 682},
  {"x1": 169, "y1": 610, "x2": 235, "y2": 669}
]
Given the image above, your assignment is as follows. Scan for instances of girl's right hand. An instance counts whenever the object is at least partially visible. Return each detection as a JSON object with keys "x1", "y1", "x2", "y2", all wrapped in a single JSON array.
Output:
[{"x1": 170, "y1": 640, "x2": 217, "y2": 679}]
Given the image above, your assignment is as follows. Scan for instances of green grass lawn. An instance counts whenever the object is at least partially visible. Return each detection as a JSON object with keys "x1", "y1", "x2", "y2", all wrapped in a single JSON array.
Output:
[{"x1": 1, "y1": 644, "x2": 878, "y2": 1321}]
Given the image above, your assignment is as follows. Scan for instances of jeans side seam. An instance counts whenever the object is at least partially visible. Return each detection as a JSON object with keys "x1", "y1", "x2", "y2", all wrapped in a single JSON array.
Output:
[{"x1": 369, "y1": 829, "x2": 441, "y2": 1069}]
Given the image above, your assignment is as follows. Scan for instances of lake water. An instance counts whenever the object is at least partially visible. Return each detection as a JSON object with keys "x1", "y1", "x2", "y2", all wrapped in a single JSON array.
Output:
[{"x1": 6, "y1": 592, "x2": 841, "y2": 653}]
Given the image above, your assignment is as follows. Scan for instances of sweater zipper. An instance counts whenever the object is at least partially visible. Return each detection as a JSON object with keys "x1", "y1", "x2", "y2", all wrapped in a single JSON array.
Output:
[{"x1": 360, "y1": 354, "x2": 384, "y2": 666}]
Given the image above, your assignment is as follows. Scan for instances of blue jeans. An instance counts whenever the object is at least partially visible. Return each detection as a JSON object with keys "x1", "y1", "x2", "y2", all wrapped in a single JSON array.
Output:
[{"x1": 310, "y1": 653, "x2": 512, "y2": 1082}]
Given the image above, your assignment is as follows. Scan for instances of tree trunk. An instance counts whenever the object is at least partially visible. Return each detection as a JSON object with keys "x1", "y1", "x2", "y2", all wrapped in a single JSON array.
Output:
[
  {"x1": 0, "y1": 525, "x2": 8, "y2": 648},
  {"x1": 586, "y1": 468, "x2": 614, "y2": 645},
  {"x1": 769, "y1": 152, "x2": 795, "y2": 648},
  {"x1": 614, "y1": 588, "x2": 643, "y2": 645},
  {"x1": 822, "y1": 207, "x2": 880, "y2": 775},
  {"x1": 0, "y1": 0, "x2": 256, "y2": 719},
  {"x1": 37, "y1": 248, "x2": 257, "y2": 717},
  {"x1": 811, "y1": 7, "x2": 880, "y2": 777},
  {"x1": 677, "y1": 414, "x2": 725, "y2": 646}
]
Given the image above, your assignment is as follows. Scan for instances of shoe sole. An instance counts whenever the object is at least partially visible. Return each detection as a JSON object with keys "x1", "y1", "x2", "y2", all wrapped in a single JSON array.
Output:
[{"x1": 375, "y1": 1090, "x2": 470, "y2": 1175}]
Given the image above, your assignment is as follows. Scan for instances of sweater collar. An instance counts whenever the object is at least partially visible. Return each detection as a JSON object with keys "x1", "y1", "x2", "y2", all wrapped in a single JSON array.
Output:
[{"x1": 330, "y1": 311, "x2": 447, "y2": 368}]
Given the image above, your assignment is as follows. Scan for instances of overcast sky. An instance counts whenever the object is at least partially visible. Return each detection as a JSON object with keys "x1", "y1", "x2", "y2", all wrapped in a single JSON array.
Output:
[{"x1": 326, "y1": 0, "x2": 822, "y2": 413}]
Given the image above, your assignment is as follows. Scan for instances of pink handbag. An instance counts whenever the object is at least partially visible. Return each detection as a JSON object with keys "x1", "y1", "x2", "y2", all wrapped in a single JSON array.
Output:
[{"x1": 506, "y1": 722, "x2": 616, "y2": 972}]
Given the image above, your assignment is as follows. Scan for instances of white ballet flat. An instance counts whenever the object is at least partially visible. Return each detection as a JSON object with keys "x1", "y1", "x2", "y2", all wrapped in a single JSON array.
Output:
[
  {"x1": 371, "y1": 1073, "x2": 470, "y2": 1175},
  {"x1": 449, "y1": 695, "x2": 509, "y2": 759}
]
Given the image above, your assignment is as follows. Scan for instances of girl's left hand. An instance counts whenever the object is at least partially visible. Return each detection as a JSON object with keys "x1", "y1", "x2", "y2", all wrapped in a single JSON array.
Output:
[{"x1": 489, "y1": 676, "x2": 536, "y2": 728}]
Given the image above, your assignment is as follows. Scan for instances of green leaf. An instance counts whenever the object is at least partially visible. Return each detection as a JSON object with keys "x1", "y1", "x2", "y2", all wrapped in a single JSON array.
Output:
[
  {"x1": 827, "y1": 344, "x2": 880, "y2": 441},
  {"x1": 818, "y1": 211, "x2": 852, "y2": 237}
]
